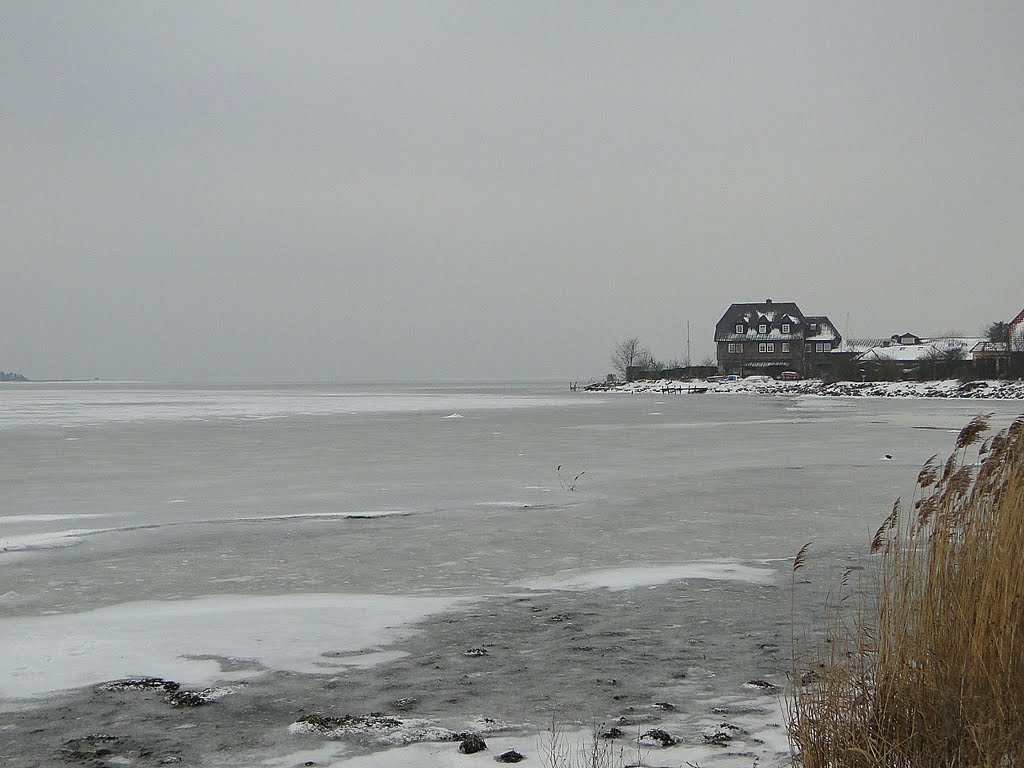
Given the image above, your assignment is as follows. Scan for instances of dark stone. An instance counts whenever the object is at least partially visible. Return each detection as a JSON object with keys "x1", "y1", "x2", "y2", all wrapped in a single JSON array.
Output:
[
  {"x1": 702, "y1": 722, "x2": 743, "y2": 745},
  {"x1": 459, "y1": 734, "x2": 488, "y2": 754},
  {"x1": 640, "y1": 728, "x2": 678, "y2": 747},
  {"x1": 98, "y1": 677, "x2": 180, "y2": 692},
  {"x1": 600, "y1": 727, "x2": 624, "y2": 739},
  {"x1": 166, "y1": 690, "x2": 209, "y2": 707},
  {"x1": 296, "y1": 713, "x2": 404, "y2": 731},
  {"x1": 495, "y1": 749, "x2": 525, "y2": 762},
  {"x1": 652, "y1": 701, "x2": 676, "y2": 711},
  {"x1": 392, "y1": 697, "x2": 418, "y2": 710},
  {"x1": 744, "y1": 679, "x2": 777, "y2": 690},
  {"x1": 463, "y1": 648, "x2": 488, "y2": 657}
]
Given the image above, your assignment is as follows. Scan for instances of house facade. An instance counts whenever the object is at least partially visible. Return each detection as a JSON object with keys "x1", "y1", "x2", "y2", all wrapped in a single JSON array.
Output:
[{"x1": 714, "y1": 299, "x2": 842, "y2": 377}]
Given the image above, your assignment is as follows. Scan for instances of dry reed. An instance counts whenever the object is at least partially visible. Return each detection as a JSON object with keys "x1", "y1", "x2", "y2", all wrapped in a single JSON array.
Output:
[{"x1": 789, "y1": 414, "x2": 1024, "y2": 768}]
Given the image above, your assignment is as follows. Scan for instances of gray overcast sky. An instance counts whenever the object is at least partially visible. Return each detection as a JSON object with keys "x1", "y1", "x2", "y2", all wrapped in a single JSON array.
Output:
[{"x1": 2, "y1": 2, "x2": 1022, "y2": 381}]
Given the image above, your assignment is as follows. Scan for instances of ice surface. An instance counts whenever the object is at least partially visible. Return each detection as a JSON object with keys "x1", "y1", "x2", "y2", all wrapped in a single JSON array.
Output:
[
  {"x1": 5, "y1": 382, "x2": 1024, "y2": 766},
  {"x1": 0, "y1": 593, "x2": 469, "y2": 700},
  {"x1": 0, "y1": 386, "x2": 584, "y2": 429},
  {"x1": 520, "y1": 562, "x2": 776, "y2": 591}
]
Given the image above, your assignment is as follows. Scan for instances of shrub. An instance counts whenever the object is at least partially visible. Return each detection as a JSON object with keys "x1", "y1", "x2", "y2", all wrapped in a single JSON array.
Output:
[{"x1": 789, "y1": 415, "x2": 1024, "y2": 767}]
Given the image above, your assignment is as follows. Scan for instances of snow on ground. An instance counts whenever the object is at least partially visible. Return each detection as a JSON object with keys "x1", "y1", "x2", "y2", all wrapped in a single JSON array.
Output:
[
  {"x1": 0, "y1": 593, "x2": 469, "y2": 700},
  {"x1": 0, "y1": 514, "x2": 107, "y2": 525},
  {"x1": 519, "y1": 561, "x2": 776, "y2": 591},
  {"x1": 231, "y1": 510, "x2": 414, "y2": 521},
  {"x1": 607, "y1": 377, "x2": 1024, "y2": 399},
  {"x1": 273, "y1": 709, "x2": 791, "y2": 767},
  {"x1": 0, "y1": 528, "x2": 108, "y2": 554}
]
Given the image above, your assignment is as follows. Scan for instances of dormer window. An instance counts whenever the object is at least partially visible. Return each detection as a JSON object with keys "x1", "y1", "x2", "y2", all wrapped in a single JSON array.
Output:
[
  {"x1": 810, "y1": 323, "x2": 818, "y2": 332},
  {"x1": 735, "y1": 323, "x2": 744, "y2": 333},
  {"x1": 758, "y1": 324, "x2": 767, "y2": 334},
  {"x1": 781, "y1": 323, "x2": 790, "y2": 334}
]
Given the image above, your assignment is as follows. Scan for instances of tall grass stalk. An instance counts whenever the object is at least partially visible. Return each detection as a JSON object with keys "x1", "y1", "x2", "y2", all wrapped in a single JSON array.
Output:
[{"x1": 789, "y1": 415, "x2": 1024, "y2": 767}]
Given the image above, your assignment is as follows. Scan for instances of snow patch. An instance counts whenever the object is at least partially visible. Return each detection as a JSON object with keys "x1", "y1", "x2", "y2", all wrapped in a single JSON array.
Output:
[
  {"x1": 0, "y1": 528, "x2": 106, "y2": 553},
  {"x1": 0, "y1": 593, "x2": 470, "y2": 700},
  {"x1": 232, "y1": 511, "x2": 413, "y2": 522},
  {"x1": 519, "y1": 562, "x2": 776, "y2": 592},
  {"x1": 0, "y1": 514, "x2": 106, "y2": 525}
]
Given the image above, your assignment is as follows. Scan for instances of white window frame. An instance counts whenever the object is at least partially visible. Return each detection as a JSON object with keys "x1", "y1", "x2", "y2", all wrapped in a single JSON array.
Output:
[
  {"x1": 766, "y1": 343, "x2": 775, "y2": 353},
  {"x1": 759, "y1": 342, "x2": 767, "y2": 353},
  {"x1": 736, "y1": 343, "x2": 743, "y2": 353},
  {"x1": 781, "y1": 323, "x2": 790, "y2": 334},
  {"x1": 815, "y1": 343, "x2": 826, "y2": 352},
  {"x1": 735, "y1": 323, "x2": 744, "y2": 333},
  {"x1": 782, "y1": 342, "x2": 790, "y2": 352},
  {"x1": 728, "y1": 343, "x2": 735, "y2": 353},
  {"x1": 758, "y1": 323, "x2": 767, "y2": 334}
]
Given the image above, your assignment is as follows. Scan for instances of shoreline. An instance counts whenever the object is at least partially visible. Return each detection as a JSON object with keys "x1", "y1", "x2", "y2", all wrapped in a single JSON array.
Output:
[{"x1": 600, "y1": 377, "x2": 1024, "y2": 400}]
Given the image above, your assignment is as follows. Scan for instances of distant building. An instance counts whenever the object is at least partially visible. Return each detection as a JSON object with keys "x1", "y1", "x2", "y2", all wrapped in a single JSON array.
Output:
[
  {"x1": 892, "y1": 332, "x2": 923, "y2": 346},
  {"x1": 858, "y1": 336, "x2": 982, "y2": 364},
  {"x1": 714, "y1": 299, "x2": 842, "y2": 378},
  {"x1": 1012, "y1": 307, "x2": 1024, "y2": 350}
]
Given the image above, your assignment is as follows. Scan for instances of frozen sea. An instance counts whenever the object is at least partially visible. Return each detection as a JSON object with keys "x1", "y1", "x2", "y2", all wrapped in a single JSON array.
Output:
[{"x1": 1, "y1": 382, "x2": 1020, "y2": 767}]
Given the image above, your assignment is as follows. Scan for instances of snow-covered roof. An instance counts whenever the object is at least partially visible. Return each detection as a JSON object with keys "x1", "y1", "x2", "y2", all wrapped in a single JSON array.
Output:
[
  {"x1": 857, "y1": 337, "x2": 983, "y2": 362},
  {"x1": 972, "y1": 341, "x2": 1009, "y2": 355},
  {"x1": 839, "y1": 338, "x2": 890, "y2": 353},
  {"x1": 714, "y1": 302, "x2": 841, "y2": 345},
  {"x1": 803, "y1": 316, "x2": 842, "y2": 343}
]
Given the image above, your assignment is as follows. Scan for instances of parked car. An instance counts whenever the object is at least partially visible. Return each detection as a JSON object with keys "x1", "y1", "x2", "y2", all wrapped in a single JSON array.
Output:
[{"x1": 779, "y1": 371, "x2": 801, "y2": 380}]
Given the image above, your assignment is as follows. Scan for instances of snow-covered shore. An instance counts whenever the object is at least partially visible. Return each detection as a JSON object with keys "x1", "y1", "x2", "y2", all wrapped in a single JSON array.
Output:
[{"x1": 604, "y1": 377, "x2": 1024, "y2": 399}]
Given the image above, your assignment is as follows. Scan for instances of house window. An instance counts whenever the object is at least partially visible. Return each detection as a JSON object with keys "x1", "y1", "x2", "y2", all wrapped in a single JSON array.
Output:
[
  {"x1": 735, "y1": 323, "x2": 744, "y2": 333},
  {"x1": 759, "y1": 343, "x2": 767, "y2": 353},
  {"x1": 766, "y1": 343, "x2": 775, "y2": 352},
  {"x1": 782, "y1": 323, "x2": 790, "y2": 334},
  {"x1": 736, "y1": 343, "x2": 743, "y2": 353},
  {"x1": 727, "y1": 343, "x2": 735, "y2": 353},
  {"x1": 815, "y1": 343, "x2": 829, "y2": 353},
  {"x1": 758, "y1": 324, "x2": 767, "y2": 334},
  {"x1": 782, "y1": 342, "x2": 790, "y2": 353},
  {"x1": 810, "y1": 323, "x2": 818, "y2": 332}
]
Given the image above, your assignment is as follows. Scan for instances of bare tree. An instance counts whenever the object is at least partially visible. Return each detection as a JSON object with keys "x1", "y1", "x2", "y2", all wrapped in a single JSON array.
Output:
[{"x1": 610, "y1": 337, "x2": 650, "y2": 379}]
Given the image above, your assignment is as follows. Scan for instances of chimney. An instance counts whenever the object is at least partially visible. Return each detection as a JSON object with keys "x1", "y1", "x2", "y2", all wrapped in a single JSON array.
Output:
[{"x1": 765, "y1": 298, "x2": 773, "y2": 305}]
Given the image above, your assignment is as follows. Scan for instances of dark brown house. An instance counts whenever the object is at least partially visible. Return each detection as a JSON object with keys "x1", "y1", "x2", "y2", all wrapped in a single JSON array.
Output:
[{"x1": 714, "y1": 299, "x2": 842, "y2": 377}]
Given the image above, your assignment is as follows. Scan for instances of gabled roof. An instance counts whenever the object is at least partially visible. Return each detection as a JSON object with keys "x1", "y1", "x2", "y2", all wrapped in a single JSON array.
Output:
[
  {"x1": 840, "y1": 338, "x2": 890, "y2": 353},
  {"x1": 714, "y1": 301, "x2": 804, "y2": 342},
  {"x1": 804, "y1": 316, "x2": 842, "y2": 344},
  {"x1": 1010, "y1": 308, "x2": 1024, "y2": 347}
]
